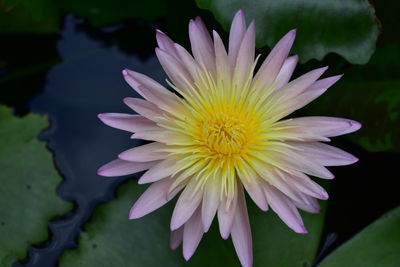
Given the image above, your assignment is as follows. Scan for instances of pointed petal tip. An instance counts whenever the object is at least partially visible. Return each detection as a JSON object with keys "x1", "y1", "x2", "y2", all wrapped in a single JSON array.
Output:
[
  {"x1": 183, "y1": 250, "x2": 193, "y2": 261},
  {"x1": 96, "y1": 167, "x2": 112, "y2": 177},
  {"x1": 122, "y1": 69, "x2": 128, "y2": 76},
  {"x1": 321, "y1": 191, "x2": 329, "y2": 200},
  {"x1": 170, "y1": 220, "x2": 180, "y2": 231},
  {"x1": 298, "y1": 227, "x2": 308, "y2": 234},
  {"x1": 221, "y1": 231, "x2": 230, "y2": 240},
  {"x1": 350, "y1": 120, "x2": 362, "y2": 132},
  {"x1": 97, "y1": 113, "x2": 104, "y2": 120},
  {"x1": 128, "y1": 210, "x2": 138, "y2": 220}
]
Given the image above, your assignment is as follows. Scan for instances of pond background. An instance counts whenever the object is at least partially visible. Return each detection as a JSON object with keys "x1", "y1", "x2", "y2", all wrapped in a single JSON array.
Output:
[{"x1": 0, "y1": 0, "x2": 399, "y2": 266}]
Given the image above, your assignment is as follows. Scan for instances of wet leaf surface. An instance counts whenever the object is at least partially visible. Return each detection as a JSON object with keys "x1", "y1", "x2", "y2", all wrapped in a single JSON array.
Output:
[
  {"x1": 318, "y1": 206, "x2": 400, "y2": 267},
  {"x1": 196, "y1": 0, "x2": 380, "y2": 64},
  {"x1": 0, "y1": 106, "x2": 72, "y2": 266}
]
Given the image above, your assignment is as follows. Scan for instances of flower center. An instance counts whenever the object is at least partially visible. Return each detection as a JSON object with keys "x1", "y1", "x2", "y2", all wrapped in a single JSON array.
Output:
[{"x1": 200, "y1": 112, "x2": 247, "y2": 155}]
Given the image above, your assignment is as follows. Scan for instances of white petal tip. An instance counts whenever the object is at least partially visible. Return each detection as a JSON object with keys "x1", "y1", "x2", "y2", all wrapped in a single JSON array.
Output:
[
  {"x1": 298, "y1": 228, "x2": 308, "y2": 234},
  {"x1": 220, "y1": 232, "x2": 230, "y2": 240},
  {"x1": 96, "y1": 167, "x2": 113, "y2": 177},
  {"x1": 321, "y1": 191, "x2": 329, "y2": 200},
  {"x1": 349, "y1": 120, "x2": 362, "y2": 132},
  {"x1": 122, "y1": 69, "x2": 129, "y2": 76},
  {"x1": 137, "y1": 178, "x2": 148, "y2": 185},
  {"x1": 170, "y1": 221, "x2": 180, "y2": 231},
  {"x1": 183, "y1": 251, "x2": 193, "y2": 261},
  {"x1": 128, "y1": 212, "x2": 139, "y2": 220}
]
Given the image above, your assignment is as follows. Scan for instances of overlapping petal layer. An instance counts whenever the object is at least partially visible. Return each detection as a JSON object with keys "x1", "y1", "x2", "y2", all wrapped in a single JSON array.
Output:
[{"x1": 98, "y1": 10, "x2": 360, "y2": 267}]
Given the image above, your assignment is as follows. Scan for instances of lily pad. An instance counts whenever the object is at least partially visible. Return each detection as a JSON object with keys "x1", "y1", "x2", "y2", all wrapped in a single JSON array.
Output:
[
  {"x1": 0, "y1": 105, "x2": 72, "y2": 265},
  {"x1": 196, "y1": 0, "x2": 380, "y2": 64},
  {"x1": 0, "y1": 0, "x2": 59, "y2": 33},
  {"x1": 306, "y1": 44, "x2": 400, "y2": 152},
  {"x1": 318, "y1": 206, "x2": 400, "y2": 267},
  {"x1": 60, "y1": 179, "x2": 326, "y2": 266}
]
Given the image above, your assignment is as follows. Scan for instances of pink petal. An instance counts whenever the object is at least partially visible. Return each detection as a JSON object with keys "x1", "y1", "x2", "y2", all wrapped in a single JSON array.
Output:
[
  {"x1": 129, "y1": 177, "x2": 177, "y2": 219},
  {"x1": 280, "y1": 116, "x2": 361, "y2": 139},
  {"x1": 130, "y1": 129, "x2": 170, "y2": 143},
  {"x1": 238, "y1": 169, "x2": 268, "y2": 211},
  {"x1": 97, "y1": 159, "x2": 158, "y2": 177},
  {"x1": 293, "y1": 196, "x2": 320, "y2": 213},
  {"x1": 253, "y1": 29, "x2": 296, "y2": 90},
  {"x1": 183, "y1": 208, "x2": 204, "y2": 261},
  {"x1": 123, "y1": 97, "x2": 163, "y2": 122},
  {"x1": 263, "y1": 183, "x2": 307, "y2": 234},
  {"x1": 170, "y1": 227, "x2": 184, "y2": 250},
  {"x1": 155, "y1": 48, "x2": 192, "y2": 91},
  {"x1": 139, "y1": 156, "x2": 184, "y2": 184},
  {"x1": 189, "y1": 17, "x2": 216, "y2": 76},
  {"x1": 273, "y1": 55, "x2": 298, "y2": 90},
  {"x1": 119, "y1": 142, "x2": 168, "y2": 162},
  {"x1": 156, "y1": 29, "x2": 179, "y2": 60},
  {"x1": 174, "y1": 43, "x2": 202, "y2": 82},
  {"x1": 122, "y1": 69, "x2": 180, "y2": 114},
  {"x1": 213, "y1": 30, "x2": 231, "y2": 84},
  {"x1": 97, "y1": 113, "x2": 157, "y2": 133},
  {"x1": 233, "y1": 21, "x2": 256, "y2": 89},
  {"x1": 271, "y1": 150, "x2": 335, "y2": 179},
  {"x1": 201, "y1": 178, "x2": 220, "y2": 232},
  {"x1": 270, "y1": 88, "x2": 329, "y2": 121},
  {"x1": 217, "y1": 185, "x2": 238, "y2": 239},
  {"x1": 283, "y1": 171, "x2": 329, "y2": 200},
  {"x1": 231, "y1": 184, "x2": 253, "y2": 267},
  {"x1": 291, "y1": 142, "x2": 358, "y2": 166},
  {"x1": 273, "y1": 66, "x2": 328, "y2": 102},
  {"x1": 170, "y1": 178, "x2": 203, "y2": 230},
  {"x1": 228, "y1": 10, "x2": 246, "y2": 70}
]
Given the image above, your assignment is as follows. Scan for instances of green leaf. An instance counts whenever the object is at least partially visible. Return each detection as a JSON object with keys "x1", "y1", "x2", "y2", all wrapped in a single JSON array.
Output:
[
  {"x1": 196, "y1": 0, "x2": 380, "y2": 64},
  {"x1": 318, "y1": 206, "x2": 400, "y2": 267},
  {"x1": 0, "y1": 0, "x2": 59, "y2": 33},
  {"x1": 0, "y1": 106, "x2": 72, "y2": 265},
  {"x1": 57, "y1": 0, "x2": 168, "y2": 27},
  {"x1": 306, "y1": 44, "x2": 400, "y2": 152},
  {"x1": 59, "y1": 179, "x2": 326, "y2": 266}
]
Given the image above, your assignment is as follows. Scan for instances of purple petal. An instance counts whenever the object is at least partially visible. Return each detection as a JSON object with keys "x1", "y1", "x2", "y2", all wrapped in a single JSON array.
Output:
[
  {"x1": 170, "y1": 227, "x2": 184, "y2": 250},
  {"x1": 156, "y1": 29, "x2": 179, "y2": 60},
  {"x1": 97, "y1": 159, "x2": 158, "y2": 177},
  {"x1": 170, "y1": 179, "x2": 203, "y2": 230},
  {"x1": 189, "y1": 18, "x2": 216, "y2": 76},
  {"x1": 228, "y1": 10, "x2": 246, "y2": 70},
  {"x1": 231, "y1": 184, "x2": 253, "y2": 267},
  {"x1": 129, "y1": 177, "x2": 176, "y2": 219},
  {"x1": 119, "y1": 142, "x2": 168, "y2": 162},
  {"x1": 263, "y1": 183, "x2": 307, "y2": 234},
  {"x1": 201, "y1": 178, "x2": 220, "y2": 232},
  {"x1": 183, "y1": 208, "x2": 204, "y2": 261},
  {"x1": 273, "y1": 55, "x2": 298, "y2": 90},
  {"x1": 253, "y1": 29, "x2": 296, "y2": 90},
  {"x1": 97, "y1": 113, "x2": 156, "y2": 133},
  {"x1": 123, "y1": 97, "x2": 163, "y2": 122},
  {"x1": 233, "y1": 21, "x2": 256, "y2": 89}
]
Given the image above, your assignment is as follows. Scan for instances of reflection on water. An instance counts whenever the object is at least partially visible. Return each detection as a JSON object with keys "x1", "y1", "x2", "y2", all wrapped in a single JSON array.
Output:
[{"x1": 24, "y1": 15, "x2": 166, "y2": 267}]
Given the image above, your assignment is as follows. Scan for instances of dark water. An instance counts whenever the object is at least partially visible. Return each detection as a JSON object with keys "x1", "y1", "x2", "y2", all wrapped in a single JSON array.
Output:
[
  {"x1": 1, "y1": 14, "x2": 398, "y2": 267},
  {"x1": 18, "y1": 15, "x2": 166, "y2": 266}
]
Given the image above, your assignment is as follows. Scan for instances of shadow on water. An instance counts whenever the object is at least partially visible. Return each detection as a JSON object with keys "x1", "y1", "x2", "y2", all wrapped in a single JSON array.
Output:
[{"x1": 17, "y1": 15, "x2": 167, "y2": 266}]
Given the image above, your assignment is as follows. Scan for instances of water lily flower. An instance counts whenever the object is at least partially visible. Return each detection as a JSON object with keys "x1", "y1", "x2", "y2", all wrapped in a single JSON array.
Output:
[{"x1": 97, "y1": 10, "x2": 360, "y2": 267}]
